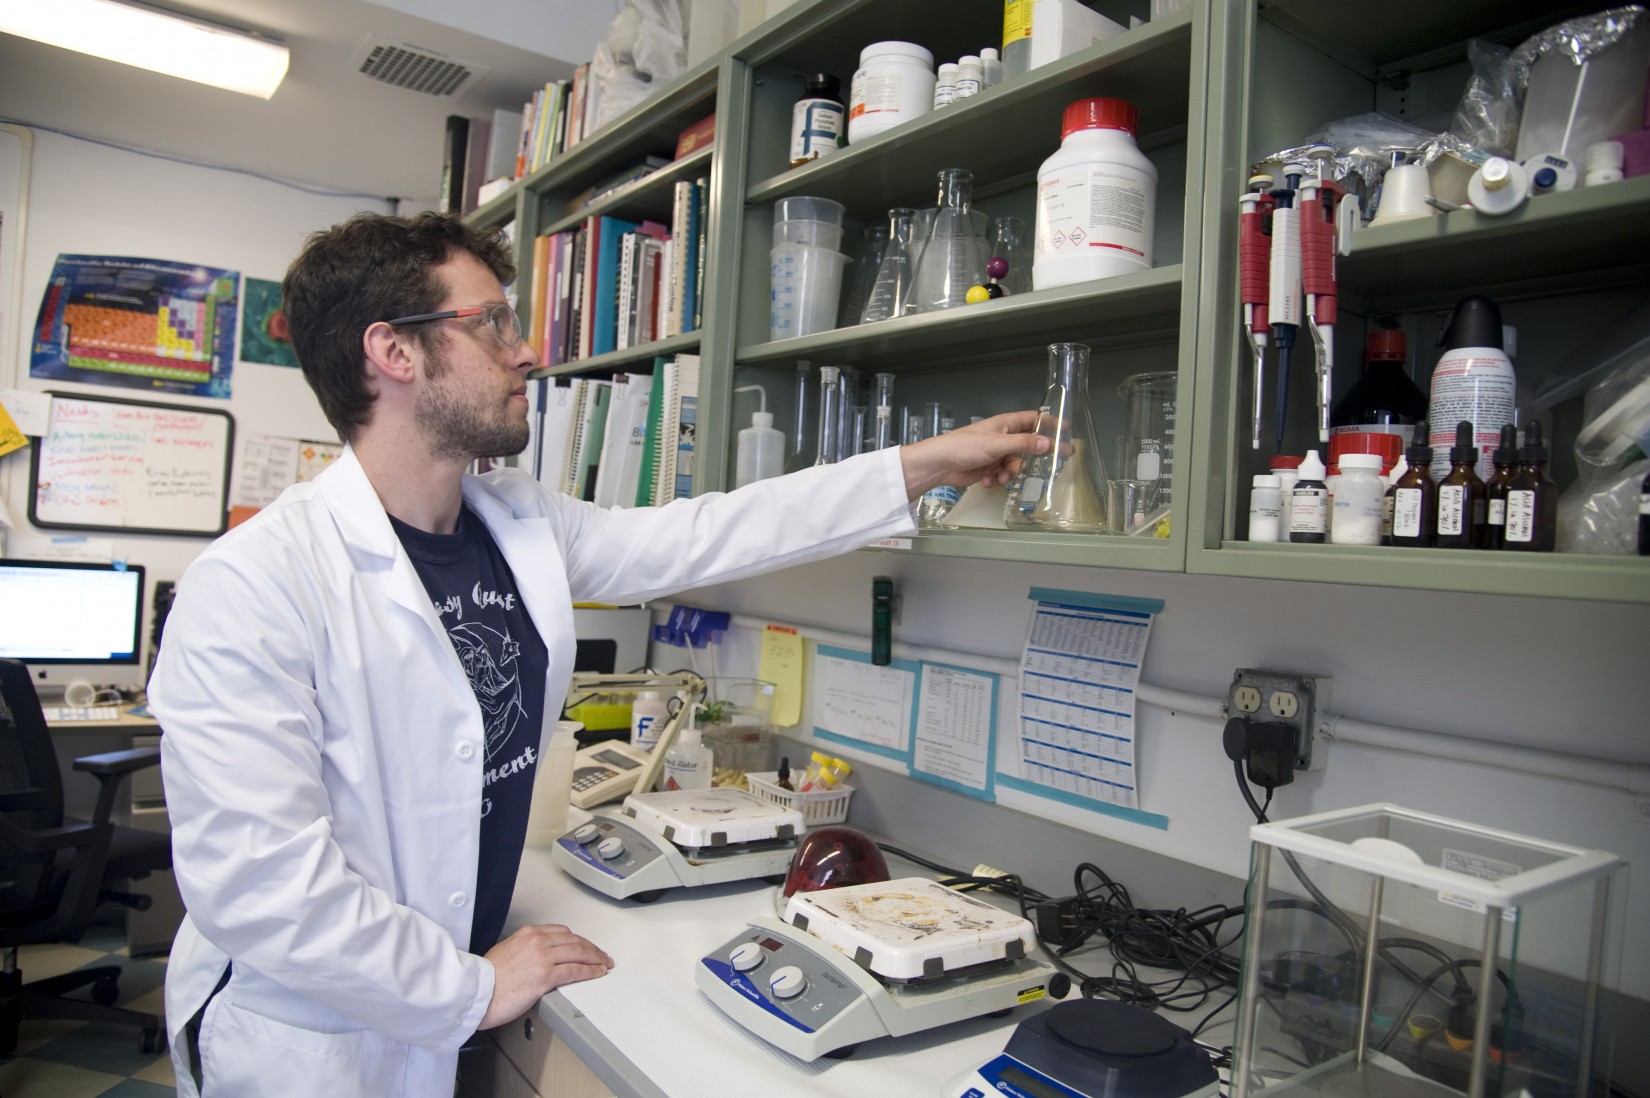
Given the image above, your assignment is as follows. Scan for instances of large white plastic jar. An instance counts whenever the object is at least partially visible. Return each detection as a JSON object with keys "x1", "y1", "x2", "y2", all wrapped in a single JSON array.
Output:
[
  {"x1": 1033, "y1": 97, "x2": 1157, "y2": 290},
  {"x1": 848, "y1": 41, "x2": 935, "y2": 145}
]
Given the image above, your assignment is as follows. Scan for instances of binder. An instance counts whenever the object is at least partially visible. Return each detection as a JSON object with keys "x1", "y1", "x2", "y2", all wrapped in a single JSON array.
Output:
[
  {"x1": 591, "y1": 216, "x2": 640, "y2": 357},
  {"x1": 567, "y1": 379, "x2": 612, "y2": 501},
  {"x1": 536, "y1": 379, "x2": 579, "y2": 493},
  {"x1": 653, "y1": 354, "x2": 700, "y2": 505},
  {"x1": 592, "y1": 372, "x2": 652, "y2": 508}
]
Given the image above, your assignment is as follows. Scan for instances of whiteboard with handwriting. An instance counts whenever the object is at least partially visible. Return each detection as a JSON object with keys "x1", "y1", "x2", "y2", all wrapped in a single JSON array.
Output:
[{"x1": 28, "y1": 394, "x2": 234, "y2": 536}]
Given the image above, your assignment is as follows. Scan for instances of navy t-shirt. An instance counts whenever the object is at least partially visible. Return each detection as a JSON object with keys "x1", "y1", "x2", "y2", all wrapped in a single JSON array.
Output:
[{"x1": 390, "y1": 507, "x2": 548, "y2": 954}]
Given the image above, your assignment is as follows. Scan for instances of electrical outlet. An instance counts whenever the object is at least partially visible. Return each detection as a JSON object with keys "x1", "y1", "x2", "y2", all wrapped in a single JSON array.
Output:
[{"x1": 1226, "y1": 669, "x2": 1329, "y2": 772}]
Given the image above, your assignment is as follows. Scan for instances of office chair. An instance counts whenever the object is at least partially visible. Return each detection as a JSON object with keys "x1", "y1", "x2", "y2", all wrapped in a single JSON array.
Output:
[{"x1": 0, "y1": 658, "x2": 171, "y2": 1054}]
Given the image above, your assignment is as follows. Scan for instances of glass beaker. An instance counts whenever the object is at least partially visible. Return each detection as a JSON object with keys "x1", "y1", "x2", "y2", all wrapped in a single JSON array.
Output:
[
  {"x1": 907, "y1": 169, "x2": 988, "y2": 314},
  {"x1": 814, "y1": 365, "x2": 842, "y2": 465},
  {"x1": 988, "y1": 215, "x2": 1033, "y2": 296},
  {"x1": 1115, "y1": 370, "x2": 1177, "y2": 525},
  {"x1": 1005, "y1": 343, "x2": 1110, "y2": 532},
  {"x1": 860, "y1": 208, "x2": 917, "y2": 324},
  {"x1": 839, "y1": 220, "x2": 889, "y2": 327},
  {"x1": 784, "y1": 361, "x2": 814, "y2": 472}
]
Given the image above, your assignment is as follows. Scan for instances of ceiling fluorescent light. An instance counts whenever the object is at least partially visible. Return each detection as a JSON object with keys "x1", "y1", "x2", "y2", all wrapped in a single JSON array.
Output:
[{"x1": 0, "y1": 0, "x2": 290, "y2": 99}]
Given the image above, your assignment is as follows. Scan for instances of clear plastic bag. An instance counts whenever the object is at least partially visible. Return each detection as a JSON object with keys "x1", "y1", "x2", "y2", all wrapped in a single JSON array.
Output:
[
  {"x1": 1559, "y1": 458, "x2": 1649, "y2": 554},
  {"x1": 1449, "y1": 39, "x2": 1522, "y2": 156},
  {"x1": 591, "y1": 0, "x2": 688, "y2": 130}
]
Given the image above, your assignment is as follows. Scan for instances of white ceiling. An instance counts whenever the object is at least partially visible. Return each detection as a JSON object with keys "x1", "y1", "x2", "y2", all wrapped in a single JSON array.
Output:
[{"x1": 0, "y1": 0, "x2": 621, "y2": 206}]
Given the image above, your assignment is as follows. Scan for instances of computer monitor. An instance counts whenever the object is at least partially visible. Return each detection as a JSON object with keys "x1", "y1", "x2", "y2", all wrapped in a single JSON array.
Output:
[{"x1": 0, "y1": 559, "x2": 146, "y2": 697}]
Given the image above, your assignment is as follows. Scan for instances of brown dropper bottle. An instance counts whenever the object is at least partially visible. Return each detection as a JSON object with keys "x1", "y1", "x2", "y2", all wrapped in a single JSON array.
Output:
[
  {"x1": 1483, "y1": 424, "x2": 1518, "y2": 550},
  {"x1": 1503, "y1": 421, "x2": 1557, "y2": 552},
  {"x1": 1387, "y1": 420, "x2": 1436, "y2": 548},
  {"x1": 1435, "y1": 420, "x2": 1486, "y2": 549}
]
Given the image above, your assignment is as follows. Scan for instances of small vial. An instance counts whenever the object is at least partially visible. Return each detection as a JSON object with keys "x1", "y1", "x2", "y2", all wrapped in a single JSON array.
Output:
[
  {"x1": 1248, "y1": 474, "x2": 1282, "y2": 541},
  {"x1": 1288, "y1": 450, "x2": 1329, "y2": 544},
  {"x1": 933, "y1": 62, "x2": 959, "y2": 109},
  {"x1": 980, "y1": 47, "x2": 1003, "y2": 87},
  {"x1": 954, "y1": 55, "x2": 983, "y2": 99}
]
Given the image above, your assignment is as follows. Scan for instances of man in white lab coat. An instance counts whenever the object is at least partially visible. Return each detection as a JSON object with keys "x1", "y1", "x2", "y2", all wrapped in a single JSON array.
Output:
[{"x1": 148, "y1": 211, "x2": 1046, "y2": 1097}]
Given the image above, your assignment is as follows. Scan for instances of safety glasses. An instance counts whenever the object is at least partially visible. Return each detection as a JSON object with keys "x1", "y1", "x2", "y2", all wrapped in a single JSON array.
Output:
[{"x1": 385, "y1": 302, "x2": 522, "y2": 348}]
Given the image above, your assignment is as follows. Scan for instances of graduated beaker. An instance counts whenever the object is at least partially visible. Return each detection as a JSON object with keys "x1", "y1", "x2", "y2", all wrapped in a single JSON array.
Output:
[
  {"x1": 839, "y1": 221, "x2": 888, "y2": 327},
  {"x1": 860, "y1": 208, "x2": 917, "y2": 323},
  {"x1": 1117, "y1": 370, "x2": 1176, "y2": 517},
  {"x1": 907, "y1": 169, "x2": 988, "y2": 314},
  {"x1": 770, "y1": 244, "x2": 849, "y2": 341},
  {"x1": 1005, "y1": 343, "x2": 1109, "y2": 532}
]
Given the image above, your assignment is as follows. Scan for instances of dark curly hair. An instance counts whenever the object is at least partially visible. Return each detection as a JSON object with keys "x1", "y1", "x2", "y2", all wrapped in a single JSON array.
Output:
[{"x1": 281, "y1": 211, "x2": 515, "y2": 441}]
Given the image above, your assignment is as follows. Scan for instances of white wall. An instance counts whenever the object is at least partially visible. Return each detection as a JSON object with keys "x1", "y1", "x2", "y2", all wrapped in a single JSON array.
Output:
[
  {"x1": 675, "y1": 550, "x2": 1650, "y2": 999},
  {"x1": 0, "y1": 127, "x2": 383, "y2": 626}
]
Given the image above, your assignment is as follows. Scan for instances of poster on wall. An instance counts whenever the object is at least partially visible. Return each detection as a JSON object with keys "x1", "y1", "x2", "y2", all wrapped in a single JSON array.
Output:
[
  {"x1": 240, "y1": 276, "x2": 298, "y2": 368},
  {"x1": 29, "y1": 253, "x2": 239, "y2": 399}
]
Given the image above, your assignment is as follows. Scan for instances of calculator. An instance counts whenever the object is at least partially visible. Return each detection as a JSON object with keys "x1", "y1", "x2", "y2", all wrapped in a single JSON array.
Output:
[{"x1": 570, "y1": 741, "x2": 656, "y2": 808}]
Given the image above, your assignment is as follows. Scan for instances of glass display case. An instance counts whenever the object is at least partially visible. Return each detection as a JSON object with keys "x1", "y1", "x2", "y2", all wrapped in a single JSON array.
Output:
[{"x1": 1232, "y1": 803, "x2": 1626, "y2": 1098}]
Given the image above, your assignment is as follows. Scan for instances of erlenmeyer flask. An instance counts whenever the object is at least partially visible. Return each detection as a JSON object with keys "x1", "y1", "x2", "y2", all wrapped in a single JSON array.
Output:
[
  {"x1": 859, "y1": 209, "x2": 916, "y2": 323},
  {"x1": 907, "y1": 169, "x2": 988, "y2": 314},
  {"x1": 988, "y1": 215, "x2": 1032, "y2": 296},
  {"x1": 1005, "y1": 343, "x2": 1110, "y2": 532},
  {"x1": 839, "y1": 221, "x2": 888, "y2": 327}
]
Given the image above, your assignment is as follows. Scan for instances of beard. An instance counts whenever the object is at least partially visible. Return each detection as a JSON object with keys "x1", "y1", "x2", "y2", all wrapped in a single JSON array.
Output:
[{"x1": 415, "y1": 344, "x2": 531, "y2": 461}]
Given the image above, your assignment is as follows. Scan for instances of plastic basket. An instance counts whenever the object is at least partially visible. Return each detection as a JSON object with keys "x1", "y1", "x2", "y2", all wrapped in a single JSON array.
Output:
[{"x1": 745, "y1": 771, "x2": 854, "y2": 826}]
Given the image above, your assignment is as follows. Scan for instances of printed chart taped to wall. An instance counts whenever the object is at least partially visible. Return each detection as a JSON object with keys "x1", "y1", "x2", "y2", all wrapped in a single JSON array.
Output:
[
  {"x1": 30, "y1": 254, "x2": 239, "y2": 398},
  {"x1": 28, "y1": 393, "x2": 234, "y2": 536}
]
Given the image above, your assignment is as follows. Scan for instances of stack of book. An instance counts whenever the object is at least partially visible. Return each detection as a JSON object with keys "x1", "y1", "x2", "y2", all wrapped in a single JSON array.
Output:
[
  {"x1": 520, "y1": 353, "x2": 700, "y2": 506},
  {"x1": 525, "y1": 176, "x2": 709, "y2": 367}
]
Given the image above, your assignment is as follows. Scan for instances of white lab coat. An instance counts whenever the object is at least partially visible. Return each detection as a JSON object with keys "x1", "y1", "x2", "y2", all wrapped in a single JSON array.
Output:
[{"x1": 150, "y1": 445, "x2": 914, "y2": 1097}]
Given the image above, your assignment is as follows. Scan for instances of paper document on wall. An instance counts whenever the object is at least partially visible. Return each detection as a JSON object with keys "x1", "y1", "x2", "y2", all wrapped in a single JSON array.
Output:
[
  {"x1": 912, "y1": 663, "x2": 997, "y2": 798},
  {"x1": 813, "y1": 644, "x2": 913, "y2": 755},
  {"x1": 1015, "y1": 588, "x2": 1161, "y2": 812}
]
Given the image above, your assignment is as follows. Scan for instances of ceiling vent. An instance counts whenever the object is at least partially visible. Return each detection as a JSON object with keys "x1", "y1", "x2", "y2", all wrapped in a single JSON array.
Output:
[{"x1": 349, "y1": 36, "x2": 487, "y2": 98}]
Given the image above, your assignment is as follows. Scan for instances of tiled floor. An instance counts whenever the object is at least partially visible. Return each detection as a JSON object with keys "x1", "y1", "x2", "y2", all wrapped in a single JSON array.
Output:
[{"x1": 0, "y1": 912, "x2": 174, "y2": 1097}]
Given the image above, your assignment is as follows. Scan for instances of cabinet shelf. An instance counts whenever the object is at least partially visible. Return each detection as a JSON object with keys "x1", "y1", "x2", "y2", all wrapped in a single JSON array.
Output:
[
  {"x1": 877, "y1": 527, "x2": 1183, "y2": 570},
  {"x1": 736, "y1": 264, "x2": 1183, "y2": 369},
  {"x1": 530, "y1": 331, "x2": 701, "y2": 380}
]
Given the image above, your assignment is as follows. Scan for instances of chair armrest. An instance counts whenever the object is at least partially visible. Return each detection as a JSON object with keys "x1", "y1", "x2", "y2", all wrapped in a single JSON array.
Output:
[
  {"x1": 73, "y1": 746, "x2": 161, "y2": 777},
  {"x1": 0, "y1": 815, "x2": 98, "y2": 856}
]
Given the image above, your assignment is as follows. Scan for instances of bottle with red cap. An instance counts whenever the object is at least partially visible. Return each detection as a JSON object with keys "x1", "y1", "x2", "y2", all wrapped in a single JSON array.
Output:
[
  {"x1": 1033, "y1": 96, "x2": 1157, "y2": 290},
  {"x1": 1329, "y1": 325, "x2": 1428, "y2": 475}
]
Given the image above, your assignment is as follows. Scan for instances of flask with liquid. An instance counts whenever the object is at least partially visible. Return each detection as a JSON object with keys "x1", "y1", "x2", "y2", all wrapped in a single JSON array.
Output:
[
  {"x1": 1005, "y1": 342, "x2": 1109, "y2": 532},
  {"x1": 907, "y1": 169, "x2": 988, "y2": 314},
  {"x1": 790, "y1": 73, "x2": 845, "y2": 167},
  {"x1": 662, "y1": 710, "x2": 713, "y2": 791},
  {"x1": 1388, "y1": 424, "x2": 1437, "y2": 548},
  {"x1": 1503, "y1": 421, "x2": 1556, "y2": 552},
  {"x1": 1435, "y1": 420, "x2": 1487, "y2": 549},
  {"x1": 1484, "y1": 424, "x2": 1519, "y2": 550},
  {"x1": 861, "y1": 208, "x2": 918, "y2": 323},
  {"x1": 1428, "y1": 296, "x2": 1515, "y2": 482}
]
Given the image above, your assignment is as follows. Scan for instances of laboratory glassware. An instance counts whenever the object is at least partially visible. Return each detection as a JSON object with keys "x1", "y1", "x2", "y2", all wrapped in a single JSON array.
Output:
[
  {"x1": 1116, "y1": 370, "x2": 1177, "y2": 520},
  {"x1": 1005, "y1": 342, "x2": 1109, "y2": 532},
  {"x1": 839, "y1": 220, "x2": 889, "y2": 327},
  {"x1": 860, "y1": 208, "x2": 917, "y2": 323},
  {"x1": 907, "y1": 169, "x2": 988, "y2": 314},
  {"x1": 814, "y1": 365, "x2": 843, "y2": 465},
  {"x1": 872, "y1": 372, "x2": 897, "y2": 450},
  {"x1": 836, "y1": 366, "x2": 860, "y2": 458},
  {"x1": 917, "y1": 403, "x2": 960, "y2": 526},
  {"x1": 784, "y1": 362, "x2": 814, "y2": 472},
  {"x1": 987, "y1": 215, "x2": 1032, "y2": 296}
]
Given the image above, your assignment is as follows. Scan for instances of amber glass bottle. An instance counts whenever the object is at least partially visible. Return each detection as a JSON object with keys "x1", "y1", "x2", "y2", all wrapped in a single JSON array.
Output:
[
  {"x1": 1435, "y1": 420, "x2": 1486, "y2": 549},
  {"x1": 1503, "y1": 421, "x2": 1556, "y2": 552},
  {"x1": 1387, "y1": 421, "x2": 1436, "y2": 548},
  {"x1": 1483, "y1": 424, "x2": 1518, "y2": 551}
]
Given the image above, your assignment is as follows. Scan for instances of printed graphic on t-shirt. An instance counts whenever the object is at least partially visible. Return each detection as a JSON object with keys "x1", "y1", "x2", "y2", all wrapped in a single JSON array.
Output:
[{"x1": 448, "y1": 620, "x2": 525, "y2": 762}]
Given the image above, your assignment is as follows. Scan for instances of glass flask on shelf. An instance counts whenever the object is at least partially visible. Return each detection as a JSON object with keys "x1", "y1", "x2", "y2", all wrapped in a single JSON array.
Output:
[
  {"x1": 860, "y1": 209, "x2": 916, "y2": 324},
  {"x1": 988, "y1": 215, "x2": 1032, "y2": 296},
  {"x1": 783, "y1": 361, "x2": 814, "y2": 472},
  {"x1": 814, "y1": 365, "x2": 843, "y2": 465},
  {"x1": 907, "y1": 169, "x2": 988, "y2": 314},
  {"x1": 839, "y1": 220, "x2": 889, "y2": 327},
  {"x1": 1005, "y1": 342, "x2": 1110, "y2": 532}
]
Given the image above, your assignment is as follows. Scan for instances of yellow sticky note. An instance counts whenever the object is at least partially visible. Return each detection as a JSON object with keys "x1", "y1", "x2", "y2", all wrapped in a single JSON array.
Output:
[
  {"x1": 759, "y1": 624, "x2": 805, "y2": 727},
  {"x1": 0, "y1": 400, "x2": 26, "y2": 460}
]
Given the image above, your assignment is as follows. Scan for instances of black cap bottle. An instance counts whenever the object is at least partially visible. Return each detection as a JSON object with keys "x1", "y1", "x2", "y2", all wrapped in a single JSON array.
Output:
[
  {"x1": 1503, "y1": 421, "x2": 1556, "y2": 552},
  {"x1": 1435, "y1": 421, "x2": 1486, "y2": 549},
  {"x1": 1484, "y1": 425, "x2": 1519, "y2": 550},
  {"x1": 1388, "y1": 420, "x2": 1436, "y2": 548}
]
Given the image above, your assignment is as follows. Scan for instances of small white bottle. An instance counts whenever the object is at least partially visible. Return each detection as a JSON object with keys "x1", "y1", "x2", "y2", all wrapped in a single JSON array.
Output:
[
  {"x1": 980, "y1": 47, "x2": 1003, "y2": 87},
  {"x1": 1288, "y1": 449, "x2": 1330, "y2": 543},
  {"x1": 1033, "y1": 97, "x2": 1157, "y2": 290},
  {"x1": 932, "y1": 63, "x2": 959, "y2": 109},
  {"x1": 954, "y1": 55, "x2": 983, "y2": 100},
  {"x1": 1331, "y1": 453, "x2": 1384, "y2": 545},
  {"x1": 1248, "y1": 474, "x2": 1282, "y2": 541},
  {"x1": 629, "y1": 690, "x2": 671, "y2": 750},
  {"x1": 662, "y1": 711, "x2": 713, "y2": 791},
  {"x1": 734, "y1": 384, "x2": 784, "y2": 488}
]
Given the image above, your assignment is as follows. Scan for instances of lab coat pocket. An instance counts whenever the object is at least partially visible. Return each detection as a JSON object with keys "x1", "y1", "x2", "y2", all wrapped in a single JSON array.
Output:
[{"x1": 199, "y1": 996, "x2": 409, "y2": 1096}]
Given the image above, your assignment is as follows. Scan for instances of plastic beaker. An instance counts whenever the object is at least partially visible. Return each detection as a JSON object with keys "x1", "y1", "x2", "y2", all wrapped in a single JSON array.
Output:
[
  {"x1": 861, "y1": 208, "x2": 917, "y2": 323},
  {"x1": 774, "y1": 219, "x2": 845, "y2": 250},
  {"x1": 839, "y1": 221, "x2": 889, "y2": 327},
  {"x1": 1005, "y1": 342, "x2": 1109, "y2": 532},
  {"x1": 1117, "y1": 370, "x2": 1176, "y2": 511},
  {"x1": 907, "y1": 169, "x2": 988, "y2": 314},
  {"x1": 775, "y1": 195, "x2": 845, "y2": 225},
  {"x1": 770, "y1": 245, "x2": 849, "y2": 341}
]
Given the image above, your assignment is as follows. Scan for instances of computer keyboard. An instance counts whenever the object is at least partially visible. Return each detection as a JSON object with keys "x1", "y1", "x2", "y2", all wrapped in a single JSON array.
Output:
[{"x1": 41, "y1": 705, "x2": 122, "y2": 722}]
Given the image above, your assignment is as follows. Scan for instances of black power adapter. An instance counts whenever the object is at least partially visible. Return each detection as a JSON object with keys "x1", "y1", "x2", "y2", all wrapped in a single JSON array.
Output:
[{"x1": 1223, "y1": 717, "x2": 1296, "y2": 790}]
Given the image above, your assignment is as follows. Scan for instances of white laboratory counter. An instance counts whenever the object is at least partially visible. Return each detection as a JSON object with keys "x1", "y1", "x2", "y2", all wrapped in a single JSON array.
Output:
[{"x1": 500, "y1": 840, "x2": 1055, "y2": 1098}]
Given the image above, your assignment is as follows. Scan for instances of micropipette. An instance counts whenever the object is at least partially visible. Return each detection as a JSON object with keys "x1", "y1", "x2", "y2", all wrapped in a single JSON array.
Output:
[
  {"x1": 1238, "y1": 174, "x2": 1275, "y2": 450},
  {"x1": 1299, "y1": 146, "x2": 1343, "y2": 444},
  {"x1": 1268, "y1": 164, "x2": 1305, "y2": 452}
]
